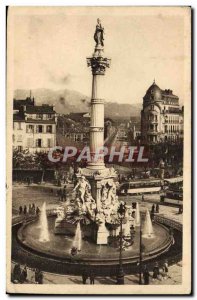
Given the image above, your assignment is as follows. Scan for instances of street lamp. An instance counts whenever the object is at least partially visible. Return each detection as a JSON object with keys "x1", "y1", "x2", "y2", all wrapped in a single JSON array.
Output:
[
  {"x1": 139, "y1": 221, "x2": 143, "y2": 284},
  {"x1": 116, "y1": 202, "x2": 126, "y2": 285},
  {"x1": 139, "y1": 216, "x2": 145, "y2": 285}
]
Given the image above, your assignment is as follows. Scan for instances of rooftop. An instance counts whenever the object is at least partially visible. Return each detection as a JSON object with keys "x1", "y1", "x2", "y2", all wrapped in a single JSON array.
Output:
[
  {"x1": 26, "y1": 105, "x2": 55, "y2": 114},
  {"x1": 144, "y1": 81, "x2": 179, "y2": 102},
  {"x1": 13, "y1": 97, "x2": 34, "y2": 110}
]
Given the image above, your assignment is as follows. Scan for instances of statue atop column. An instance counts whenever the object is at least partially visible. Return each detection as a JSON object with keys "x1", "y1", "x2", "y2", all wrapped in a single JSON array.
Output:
[{"x1": 94, "y1": 18, "x2": 104, "y2": 47}]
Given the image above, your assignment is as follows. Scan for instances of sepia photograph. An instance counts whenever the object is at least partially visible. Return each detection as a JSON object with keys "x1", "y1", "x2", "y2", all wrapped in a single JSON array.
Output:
[{"x1": 6, "y1": 6, "x2": 191, "y2": 295}]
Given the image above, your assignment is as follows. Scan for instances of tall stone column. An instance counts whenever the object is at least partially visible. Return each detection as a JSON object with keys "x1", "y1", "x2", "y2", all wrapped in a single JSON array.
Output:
[{"x1": 87, "y1": 26, "x2": 110, "y2": 171}]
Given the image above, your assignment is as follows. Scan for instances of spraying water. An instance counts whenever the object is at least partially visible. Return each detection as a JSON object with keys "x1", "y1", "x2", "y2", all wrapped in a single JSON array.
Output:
[
  {"x1": 142, "y1": 208, "x2": 154, "y2": 238},
  {"x1": 73, "y1": 222, "x2": 82, "y2": 251},
  {"x1": 39, "y1": 202, "x2": 50, "y2": 242},
  {"x1": 123, "y1": 219, "x2": 131, "y2": 237},
  {"x1": 135, "y1": 202, "x2": 141, "y2": 226}
]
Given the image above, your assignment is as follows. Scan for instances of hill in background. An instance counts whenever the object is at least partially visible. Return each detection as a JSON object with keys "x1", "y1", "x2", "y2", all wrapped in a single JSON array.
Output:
[{"x1": 14, "y1": 88, "x2": 141, "y2": 119}]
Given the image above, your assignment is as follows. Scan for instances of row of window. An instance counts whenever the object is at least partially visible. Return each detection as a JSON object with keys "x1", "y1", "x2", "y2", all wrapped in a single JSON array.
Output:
[
  {"x1": 66, "y1": 133, "x2": 87, "y2": 142},
  {"x1": 26, "y1": 124, "x2": 54, "y2": 133},
  {"x1": 164, "y1": 125, "x2": 180, "y2": 133},
  {"x1": 28, "y1": 114, "x2": 53, "y2": 120},
  {"x1": 147, "y1": 134, "x2": 180, "y2": 143},
  {"x1": 164, "y1": 135, "x2": 180, "y2": 141},
  {"x1": 162, "y1": 99, "x2": 178, "y2": 105},
  {"x1": 27, "y1": 138, "x2": 53, "y2": 148},
  {"x1": 14, "y1": 123, "x2": 54, "y2": 133},
  {"x1": 147, "y1": 114, "x2": 158, "y2": 122},
  {"x1": 147, "y1": 135, "x2": 157, "y2": 142},
  {"x1": 147, "y1": 124, "x2": 158, "y2": 132},
  {"x1": 13, "y1": 136, "x2": 53, "y2": 148},
  {"x1": 164, "y1": 115, "x2": 180, "y2": 123}
]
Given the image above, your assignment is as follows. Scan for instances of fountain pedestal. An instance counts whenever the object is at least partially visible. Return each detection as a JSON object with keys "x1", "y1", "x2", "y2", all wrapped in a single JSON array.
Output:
[{"x1": 97, "y1": 223, "x2": 109, "y2": 244}]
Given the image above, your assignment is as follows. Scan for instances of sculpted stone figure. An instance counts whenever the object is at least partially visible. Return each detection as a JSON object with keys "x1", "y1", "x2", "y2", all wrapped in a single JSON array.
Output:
[
  {"x1": 107, "y1": 180, "x2": 117, "y2": 204},
  {"x1": 101, "y1": 185, "x2": 108, "y2": 204},
  {"x1": 94, "y1": 18, "x2": 104, "y2": 47},
  {"x1": 73, "y1": 176, "x2": 91, "y2": 204}
]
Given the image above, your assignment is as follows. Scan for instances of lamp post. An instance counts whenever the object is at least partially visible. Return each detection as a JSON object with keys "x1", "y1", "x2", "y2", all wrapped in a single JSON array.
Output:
[
  {"x1": 139, "y1": 220, "x2": 143, "y2": 285},
  {"x1": 138, "y1": 213, "x2": 146, "y2": 285},
  {"x1": 116, "y1": 202, "x2": 126, "y2": 285}
]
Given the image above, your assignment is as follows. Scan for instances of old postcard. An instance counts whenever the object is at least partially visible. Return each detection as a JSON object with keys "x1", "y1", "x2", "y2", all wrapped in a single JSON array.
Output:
[{"x1": 6, "y1": 6, "x2": 191, "y2": 295}]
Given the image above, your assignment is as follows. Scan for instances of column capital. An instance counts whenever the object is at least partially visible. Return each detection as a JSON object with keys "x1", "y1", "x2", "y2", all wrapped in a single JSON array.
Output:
[{"x1": 87, "y1": 56, "x2": 111, "y2": 75}]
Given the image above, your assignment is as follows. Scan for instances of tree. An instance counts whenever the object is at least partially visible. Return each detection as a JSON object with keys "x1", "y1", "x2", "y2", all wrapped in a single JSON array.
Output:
[
  {"x1": 34, "y1": 152, "x2": 54, "y2": 183},
  {"x1": 12, "y1": 149, "x2": 35, "y2": 169}
]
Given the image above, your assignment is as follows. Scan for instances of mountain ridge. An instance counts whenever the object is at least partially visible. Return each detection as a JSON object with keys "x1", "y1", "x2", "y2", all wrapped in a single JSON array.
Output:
[{"x1": 14, "y1": 88, "x2": 141, "y2": 118}]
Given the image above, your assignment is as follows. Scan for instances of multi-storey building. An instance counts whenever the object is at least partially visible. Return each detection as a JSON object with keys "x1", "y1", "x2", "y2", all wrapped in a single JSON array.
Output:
[
  {"x1": 141, "y1": 81, "x2": 184, "y2": 143},
  {"x1": 13, "y1": 97, "x2": 57, "y2": 152}
]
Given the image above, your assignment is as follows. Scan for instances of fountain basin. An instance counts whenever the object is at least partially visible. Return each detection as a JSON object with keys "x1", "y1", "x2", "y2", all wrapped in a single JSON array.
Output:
[{"x1": 17, "y1": 215, "x2": 172, "y2": 263}]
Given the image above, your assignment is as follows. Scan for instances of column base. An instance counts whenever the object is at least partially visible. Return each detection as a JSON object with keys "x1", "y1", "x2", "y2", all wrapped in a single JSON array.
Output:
[
  {"x1": 86, "y1": 162, "x2": 106, "y2": 171},
  {"x1": 116, "y1": 268, "x2": 125, "y2": 285}
]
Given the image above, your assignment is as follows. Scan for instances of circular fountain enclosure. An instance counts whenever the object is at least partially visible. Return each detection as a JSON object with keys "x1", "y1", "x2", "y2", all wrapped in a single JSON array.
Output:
[{"x1": 17, "y1": 215, "x2": 172, "y2": 264}]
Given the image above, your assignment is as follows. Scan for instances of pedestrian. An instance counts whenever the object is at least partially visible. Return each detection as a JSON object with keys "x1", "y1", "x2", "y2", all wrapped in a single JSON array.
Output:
[
  {"x1": 142, "y1": 194, "x2": 144, "y2": 202},
  {"x1": 27, "y1": 177, "x2": 30, "y2": 186},
  {"x1": 20, "y1": 265, "x2": 27, "y2": 283},
  {"x1": 89, "y1": 271, "x2": 95, "y2": 285},
  {"x1": 82, "y1": 270, "x2": 88, "y2": 284},
  {"x1": 156, "y1": 203, "x2": 159, "y2": 213},
  {"x1": 36, "y1": 206, "x2": 40, "y2": 215},
  {"x1": 19, "y1": 206, "x2": 23, "y2": 215},
  {"x1": 63, "y1": 185, "x2": 67, "y2": 202},
  {"x1": 162, "y1": 260, "x2": 169, "y2": 279},
  {"x1": 32, "y1": 203, "x2": 36, "y2": 214},
  {"x1": 13, "y1": 263, "x2": 21, "y2": 283},
  {"x1": 28, "y1": 204, "x2": 32, "y2": 215},
  {"x1": 60, "y1": 188, "x2": 65, "y2": 201},
  {"x1": 143, "y1": 265, "x2": 150, "y2": 285},
  {"x1": 151, "y1": 204, "x2": 155, "y2": 213},
  {"x1": 35, "y1": 268, "x2": 39, "y2": 283},
  {"x1": 37, "y1": 270, "x2": 44, "y2": 284},
  {"x1": 58, "y1": 188, "x2": 62, "y2": 201},
  {"x1": 23, "y1": 205, "x2": 27, "y2": 215},
  {"x1": 152, "y1": 262, "x2": 160, "y2": 281},
  {"x1": 160, "y1": 195, "x2": 164, "y2": 202}
]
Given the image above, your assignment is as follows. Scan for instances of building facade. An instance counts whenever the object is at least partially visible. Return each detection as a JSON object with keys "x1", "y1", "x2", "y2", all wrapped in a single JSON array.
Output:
[
  {"x1": 141, "y1": 81, "x2": 184, "y2": 143},
  {"x1": 13, "y1": 97, "x2": 57, "y2": 152}
]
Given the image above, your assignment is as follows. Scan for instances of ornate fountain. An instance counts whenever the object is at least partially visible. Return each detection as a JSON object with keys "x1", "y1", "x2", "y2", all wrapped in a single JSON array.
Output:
[{"x1": 54, "y1": 19, "x2": 135, "y2": 245}]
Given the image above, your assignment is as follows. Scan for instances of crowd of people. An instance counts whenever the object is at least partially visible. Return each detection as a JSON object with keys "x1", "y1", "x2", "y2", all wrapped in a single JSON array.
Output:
[
  {"x1": 142, "y1": 261, "x2": 169, "y2": 285},
  {"x1": 12, "y1": 264, "x2": 44, "y2": 284},
  {"x1": 57, "y1": 185, "x2": 67, "y2": 202},
  {"x1": 82, "y1": 270, "x2": 95, "y2": 285},
  {"x1": 12, "y1": 260, "x2": 170, "y2": 285},
  {"x1": 18, "y1": 203, "x2": 40, "y2": 216}
]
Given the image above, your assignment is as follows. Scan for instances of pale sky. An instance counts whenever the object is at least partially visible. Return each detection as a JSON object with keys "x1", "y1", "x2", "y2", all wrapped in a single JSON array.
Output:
[{"x1": 10, "y1": 7, "x2": 187, "y2": 104}]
